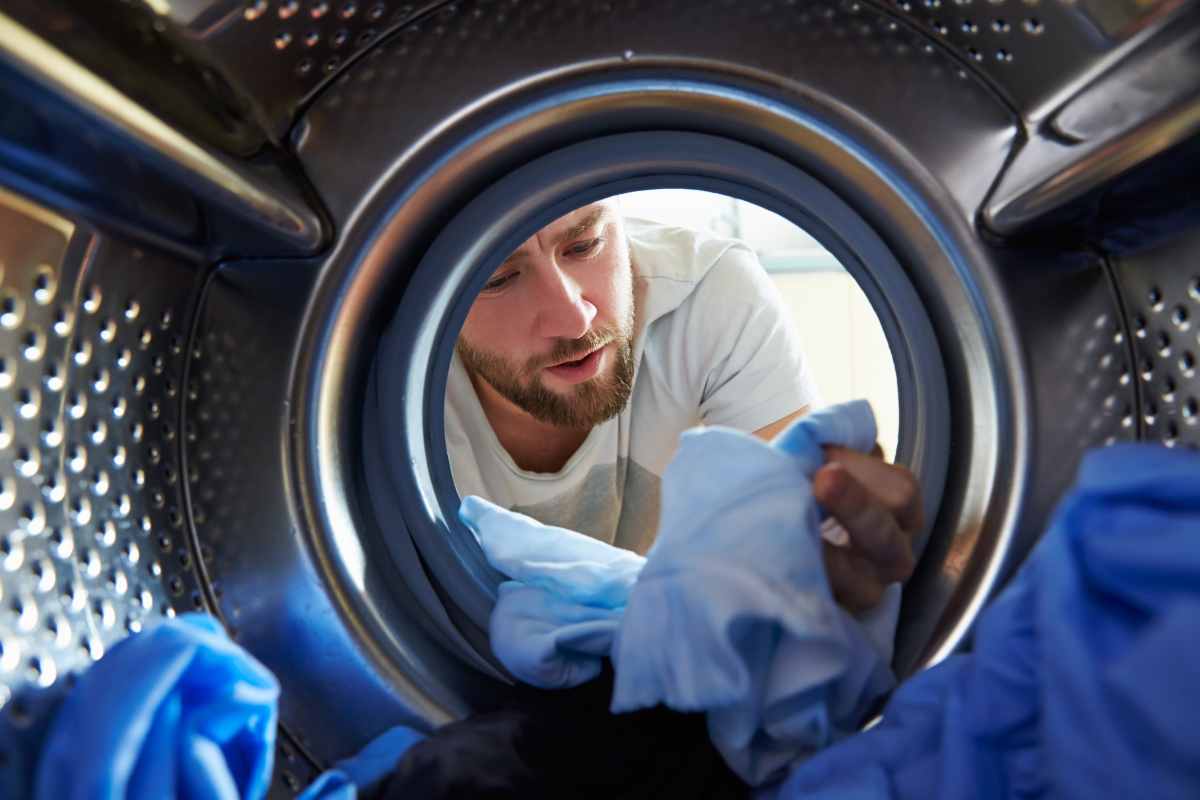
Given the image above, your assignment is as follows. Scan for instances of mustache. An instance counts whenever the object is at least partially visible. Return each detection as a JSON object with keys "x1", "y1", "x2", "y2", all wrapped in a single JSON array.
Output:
[{"x1": 529, "y1": 329, "x2": 617, "y2": 371}]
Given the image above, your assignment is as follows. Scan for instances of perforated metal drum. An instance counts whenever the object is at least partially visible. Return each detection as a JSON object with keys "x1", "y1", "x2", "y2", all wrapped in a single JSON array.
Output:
[{"x1": 0, "y1": 1, "x2": 1197, "y2": 796}]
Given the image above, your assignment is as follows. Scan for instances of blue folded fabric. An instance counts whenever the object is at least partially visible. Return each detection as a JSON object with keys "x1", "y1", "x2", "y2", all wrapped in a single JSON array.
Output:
[
  {"x1": 296, "y1": 725, "x2": 426, "y2": 800},
  {"x1": 771, "y1": 443, "x2": 1200, "y2": 800},
  {"x1": 34, "y1": 613, "x2": 279, "y2": 800},
  {"x1": 462, "y1": 498, "x2": 643, "y2": 689},
  {"x1": 462, "y1": 400, "x2": 898, "y2": 785}
]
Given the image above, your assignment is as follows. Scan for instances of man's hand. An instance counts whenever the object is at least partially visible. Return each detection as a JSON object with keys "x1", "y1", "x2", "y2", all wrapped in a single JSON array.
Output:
[{"x1": 813, "y1": 445, "x2": 921, "y2": 612}]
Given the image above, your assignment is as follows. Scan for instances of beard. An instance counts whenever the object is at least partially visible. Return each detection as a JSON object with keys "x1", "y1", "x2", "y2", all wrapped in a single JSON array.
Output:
[{"x1": 457, "y1": 316, "x2": 636, "y2": 430}]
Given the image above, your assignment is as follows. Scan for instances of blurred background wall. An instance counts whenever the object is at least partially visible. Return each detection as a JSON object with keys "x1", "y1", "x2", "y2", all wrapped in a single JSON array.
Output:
[{"x1": 619, "y1": 189, "x2": 899, "y2": 460}]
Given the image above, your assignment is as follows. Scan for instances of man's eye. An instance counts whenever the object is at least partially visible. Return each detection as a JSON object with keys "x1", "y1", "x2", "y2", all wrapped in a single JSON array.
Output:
[
  {"x1": 566, "y1": 237, "x2": 603, "y2": 256},
  {"x1": 483, "y1": 273, "x2": 516, "y2": 292}
]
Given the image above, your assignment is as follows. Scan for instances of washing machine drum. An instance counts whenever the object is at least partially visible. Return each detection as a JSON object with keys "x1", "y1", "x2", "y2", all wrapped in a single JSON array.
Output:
[{"x1": 0, "y1": 0, "x2": 1198, "y2": 792}]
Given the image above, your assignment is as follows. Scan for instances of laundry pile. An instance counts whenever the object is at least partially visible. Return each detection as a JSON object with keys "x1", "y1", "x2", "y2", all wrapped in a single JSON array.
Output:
[
  {"x1": 772, "y1": 442, "x2": 1200, "y2": 800},
  {"x1": 10, "y1": 404, "x2": 1200, "y2": 799},
  {"x1": 461, "y1": 399, "x2": 898, "y2": 786}
]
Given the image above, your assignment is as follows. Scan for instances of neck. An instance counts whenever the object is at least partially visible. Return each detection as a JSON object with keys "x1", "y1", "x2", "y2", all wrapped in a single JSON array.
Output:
[{"x1": 469, "y1": 372, "x2": 591, "y2": 473}]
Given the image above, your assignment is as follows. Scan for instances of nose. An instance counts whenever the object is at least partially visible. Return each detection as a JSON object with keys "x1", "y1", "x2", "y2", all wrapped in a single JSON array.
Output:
[{"x1": 531, "y1": 260, "x2": 596, "y2": 340}]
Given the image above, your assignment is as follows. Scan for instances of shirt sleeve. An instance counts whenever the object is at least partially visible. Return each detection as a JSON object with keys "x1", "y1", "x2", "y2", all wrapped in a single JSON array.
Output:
[{"x1": 688, "y1": 245, "x2": 822, "y2": 432}]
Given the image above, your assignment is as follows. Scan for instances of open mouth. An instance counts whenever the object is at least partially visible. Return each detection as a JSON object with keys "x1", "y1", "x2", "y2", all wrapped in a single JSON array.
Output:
[
  {"x1": 544, "y1": 344, "x2": 607, "y2": 383},
  {"x1": 554, "y1": 351, "x2": 594, "y2": 368},
  {"x1": 547, "y1": 341, "x2": 606, "y2": 369}
]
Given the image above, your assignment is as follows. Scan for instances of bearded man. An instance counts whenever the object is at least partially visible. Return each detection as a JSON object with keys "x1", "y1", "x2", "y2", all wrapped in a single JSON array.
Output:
[{"x1": 445, "y1": 198, "x2": 919, "y2": 611}]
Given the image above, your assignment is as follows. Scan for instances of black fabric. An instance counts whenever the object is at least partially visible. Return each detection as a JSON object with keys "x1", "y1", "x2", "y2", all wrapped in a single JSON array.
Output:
[{"x1": 369, "y1": 667, "x2": 748, "y2": 800}]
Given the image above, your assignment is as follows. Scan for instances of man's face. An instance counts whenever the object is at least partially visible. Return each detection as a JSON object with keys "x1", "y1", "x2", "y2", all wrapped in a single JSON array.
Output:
[{"x1": 457, "y1": 200, "x2": 636, "y2": 429}]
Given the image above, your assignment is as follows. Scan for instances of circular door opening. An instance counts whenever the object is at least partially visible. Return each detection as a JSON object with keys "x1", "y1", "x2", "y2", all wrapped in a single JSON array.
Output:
[
  {"x1": 444, "y1": 187, "x2": 903, "y2": 556},
  {"x1": 363, "y1": 132, "x2": 949, "y2": 679}
]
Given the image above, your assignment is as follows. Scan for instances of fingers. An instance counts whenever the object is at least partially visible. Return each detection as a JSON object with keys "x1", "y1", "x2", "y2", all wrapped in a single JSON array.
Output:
[
  {"x1": 822, "y1": 542, "x2": 886, "y2": 613},
  {"x1": 812, "y1": 445, "x2": 924, "y2": 612},
  {"x1": 814, "y1": 462, "x2": 915, "y2": 584},
  {"x1": 821, "y1": 446, "x2": 924, "y2": 535}
]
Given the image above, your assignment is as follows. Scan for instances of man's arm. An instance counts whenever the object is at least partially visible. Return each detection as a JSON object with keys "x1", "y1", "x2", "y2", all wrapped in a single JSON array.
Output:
[
  {"x1": 752, "y1": 411, "x2": 920, "y2": 612},
  {"x1": 750, "y1": 407, "x2": 808, "y2": 441}
]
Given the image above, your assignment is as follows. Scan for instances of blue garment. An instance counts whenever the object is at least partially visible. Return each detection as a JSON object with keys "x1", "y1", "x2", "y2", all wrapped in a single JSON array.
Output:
[
  {"x1": 772, "y1": 443, "x2": 1200, "y2": 800},
  {"x1": 462, "y1": 499, "x2": 644, "y2": 689},
  {"x1": 297, "y1": 725, "x2": 426, "y2": 800},
  {"x1": 462, "y1": 400, "x2": 898, "y2": 785},
  {"x1": 35, "y1": 613, "x2": 278, "y2": 800}
]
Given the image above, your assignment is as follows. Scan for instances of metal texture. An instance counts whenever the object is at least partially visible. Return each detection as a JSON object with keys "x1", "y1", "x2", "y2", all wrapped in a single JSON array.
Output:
[
  {"x1": 10, "y1": 0, "x2": 1197, "y2": 244},
  {"x1": 280, "y1": 0, "x2": 1030, "y2": 755},
  {"x1": 3, "y1": 0, "x2": 453, "y2": 147},
  {"x1": 882, "y1": 0, "x2": 1188, "y2": 120},
  {"x1": 0, "y1": 9, "x2": 325, "y2": 259},
  {"x1": 984, "y1": 3, "x2": 1200, "y2": 234},
  {"x1": 175, "y1": 0, "x2": 451, "y2": 140},
  {"x1": 895, "y1": 242, "x2": 1139, "y2": 674},
  {"x1": 0, "y1": 188, "x2": 213, "y2": 793},
  {"x1": 1, "y1": 0, "x2": 267, "y2": 157},
  {"x1": 1111, "y1": 226, "x2": 1200, "y2": 450},
  {"x1": 269, "y1": 736, "x2": 322, "y2": 799},
  {"x1": 299, "y1": 0, "x2": 1015, "y2": 224},
  {"x1": 185, "y1": 253, "x2": 501, "y2": 770},
  {"x1": 0, "y1": 0, "x2": 1192, "y2": 792},
  {"x1": 13, "y1": 0, "x2": 1187, "y2": 150}
]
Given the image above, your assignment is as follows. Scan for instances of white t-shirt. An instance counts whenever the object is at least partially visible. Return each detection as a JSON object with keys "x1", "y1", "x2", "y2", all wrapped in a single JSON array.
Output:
[{"x1": 445, "y1": 218, "x2": 821, "y2": 554}]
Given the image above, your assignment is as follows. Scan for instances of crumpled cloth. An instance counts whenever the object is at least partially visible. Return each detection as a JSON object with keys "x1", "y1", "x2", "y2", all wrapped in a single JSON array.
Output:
[
  {"x1": 772, "y1": 442, "x2": 1200, "y2": 800},
  {"x1": 462, "y1": 507, "x2": 644, "y2": 690},
  {"x1": 462, "y1": 400, "x2": 898, "y2": 785},
  {"x1": 34, "y1": 613, "x2": 279, "y2": 800},
  {"x1": 297, "y1": 725, "x2": 426, "y2": 800}
]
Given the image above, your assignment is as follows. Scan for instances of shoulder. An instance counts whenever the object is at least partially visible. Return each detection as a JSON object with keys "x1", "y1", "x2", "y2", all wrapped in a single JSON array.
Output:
[
  {"x1": 626, "y1": 217, "x2": 746, "y2": 282},
  {"x1": 627, "y1": 217, "x2": 765, "y2": 325},
  {"x1": 692, "y1": 242, "x2": 777, "y2": 303}
]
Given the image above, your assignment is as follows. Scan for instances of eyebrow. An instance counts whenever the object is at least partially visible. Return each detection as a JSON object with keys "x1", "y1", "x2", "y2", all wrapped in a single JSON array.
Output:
[{"x1": 498, "y1": 208, "x2": 610, "y2": 269}]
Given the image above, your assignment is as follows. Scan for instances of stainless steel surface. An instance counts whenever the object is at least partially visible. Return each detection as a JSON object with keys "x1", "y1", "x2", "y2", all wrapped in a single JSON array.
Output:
[
  {"x1": 298, "y1": 0, "x2": 1016, "y2": 225},
  {"x1": 269, "y1": 738, "x2": 322, "y2": 799},
  {"x1": 0, "y1": 0, "x2": 1192, "y2": 792},
  {"x1": 895, "y1": 243, "x2": 1140, "y2": 673},
  {"x1": 186, "y1": 254, "x2": 501, "y2": 768},
  {"x1": 4, "y1": 0, "x2": 453, "y2": 147},
  {"x1": 884, "y1": 0, "x2": 1188, "y2": 120},
  {"x1": 984, "y1": 3, "x2": 1200, "y2": 234},
  {"x1": 1111, "y1": 227, "x2": 1200, "y2": 450},
  {"x1": 292, "y1": 0, "x2": 1024, "y2": 701},
  {"x1": 0, "y1": 9, "x2": 325, "y2": 259},
  {"x1": 169, "y1": 0, "x2": 451, "y2": 140},
  {"x1": 1, "y1": 0, "x2": 270, "y2": 156},
  {"x1": 0, "y1": 188, "x2": 212, "y2": 789},
  {"x1": 882, "y1": 0, "x2": 1200, "y2": 236}
]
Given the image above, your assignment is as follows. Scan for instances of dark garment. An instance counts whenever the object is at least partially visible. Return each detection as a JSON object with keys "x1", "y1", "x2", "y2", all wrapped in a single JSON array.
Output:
[{"x1": 370, "y1": 666, "x2": 749, "y2": 800}]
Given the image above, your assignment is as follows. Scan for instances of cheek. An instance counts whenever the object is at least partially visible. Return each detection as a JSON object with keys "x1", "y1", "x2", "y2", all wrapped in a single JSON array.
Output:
[
  {"x1": 460, "y1": 308, "x2": 496, "y2": 350},
  {"x1": 459, "y1": 307, "x2": 485, "y2": 345},
  {"x1": 461, "y1": 301, "x2": 520, "y2": 357},
  {"x1": 593, "y1": 244, "x2": 632, "y2": 319}
]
